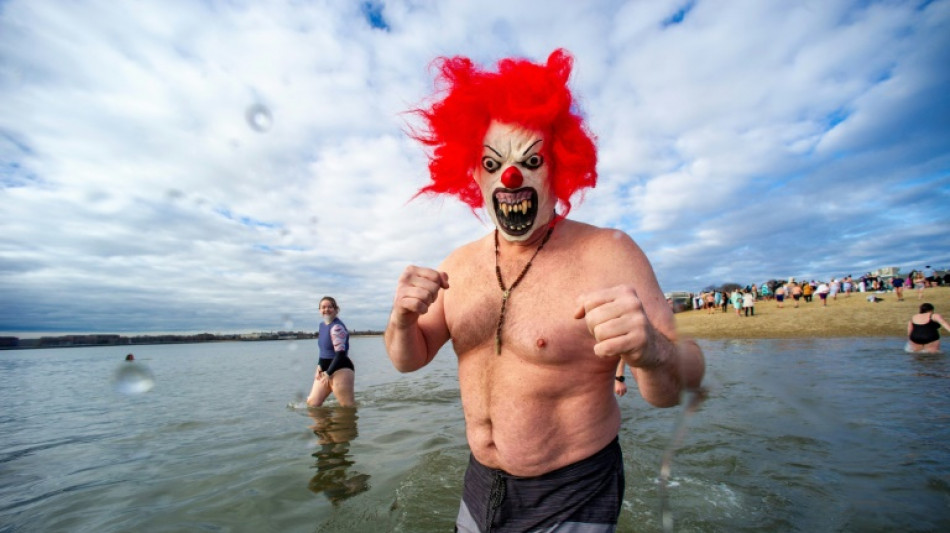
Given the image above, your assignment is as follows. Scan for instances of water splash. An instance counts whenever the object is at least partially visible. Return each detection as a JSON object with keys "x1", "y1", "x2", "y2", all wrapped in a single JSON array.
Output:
[
  {"x1": 659, "y1": 387, "x2": 707, "y2": 533},
  {"x1": 287, "y1": 391, "x2": 308, "y2": 410},
  {"x1": 112, "y1": 362, "x2": 155, "y2": 395}
]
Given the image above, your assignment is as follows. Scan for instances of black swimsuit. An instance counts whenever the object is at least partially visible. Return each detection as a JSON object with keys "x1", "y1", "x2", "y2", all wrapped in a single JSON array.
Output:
[
  {"x1": 910, "y1": 314, "x2": 941, "y2": 345},
  {"x1": 319, "y1": 353, "x2": 354, "y2": 375}
]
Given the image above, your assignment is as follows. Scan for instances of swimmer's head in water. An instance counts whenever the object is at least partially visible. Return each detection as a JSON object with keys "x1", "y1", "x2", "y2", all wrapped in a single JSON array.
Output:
[{"x1": 409, "y1": 48, "x2": 597, "y2": 240}]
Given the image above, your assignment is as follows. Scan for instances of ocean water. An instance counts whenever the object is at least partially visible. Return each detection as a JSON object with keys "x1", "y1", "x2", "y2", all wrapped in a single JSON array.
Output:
[{"x1": 0, "y1": 337, "x2": 948, "y2": 532}]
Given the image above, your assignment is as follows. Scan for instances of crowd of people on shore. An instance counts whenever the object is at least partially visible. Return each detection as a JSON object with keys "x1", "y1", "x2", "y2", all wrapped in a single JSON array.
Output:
[
  {"x1": 678, "y1": 267, "x2": 948, "y2": 353},
  {"x1": 687, "y1": 267, "x2": 948, "y2": 316}
]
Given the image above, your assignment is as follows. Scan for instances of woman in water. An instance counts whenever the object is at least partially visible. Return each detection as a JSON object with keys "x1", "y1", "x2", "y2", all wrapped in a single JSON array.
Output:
[
  {"x1": 907, "y1": 303, "x2": 950, "y2": 353},
  {"x1": 307, "y1": 296, "x2": 356, "y2": 407}
]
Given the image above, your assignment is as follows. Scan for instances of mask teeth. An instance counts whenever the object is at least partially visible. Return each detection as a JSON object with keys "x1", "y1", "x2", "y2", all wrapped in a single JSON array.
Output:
[
  {"x1": 498, "y1": 199, "x2": 532, "y2": 216},
  {"x1": 506, "y1": 220, "x2": 533, "y2": 231}
]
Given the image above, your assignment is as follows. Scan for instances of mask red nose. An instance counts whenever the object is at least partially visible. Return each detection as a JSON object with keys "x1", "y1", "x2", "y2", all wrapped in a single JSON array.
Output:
[{"x1": 501, "y1": 166, "x2": 523, "y2": 188}]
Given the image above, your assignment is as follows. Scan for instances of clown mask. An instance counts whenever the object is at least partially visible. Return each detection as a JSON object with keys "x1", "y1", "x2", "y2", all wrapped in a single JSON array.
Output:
[{"x1": 478, "y1": 121, "x2": 557, "y2": 242}]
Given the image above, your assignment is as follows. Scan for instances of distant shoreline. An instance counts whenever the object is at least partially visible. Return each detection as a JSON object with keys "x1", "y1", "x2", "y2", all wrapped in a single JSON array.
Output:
[
  {"x1": 0, "y1": 331, "x2": 385, "y2": 350},
  {"x1": 4, "y1": 287, "x2": 949, "y2": 349}
]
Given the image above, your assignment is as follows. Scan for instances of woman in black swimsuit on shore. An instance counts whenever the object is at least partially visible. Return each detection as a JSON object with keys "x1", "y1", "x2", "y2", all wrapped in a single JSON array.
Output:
[{"x1": 908, "y1": 303, "x2": 950, "y2": 353}]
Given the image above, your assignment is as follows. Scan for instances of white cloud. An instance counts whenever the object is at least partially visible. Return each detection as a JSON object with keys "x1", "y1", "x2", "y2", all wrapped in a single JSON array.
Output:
[{"x1": 1, "y1": 0, "x2": 948, "y2": 335}]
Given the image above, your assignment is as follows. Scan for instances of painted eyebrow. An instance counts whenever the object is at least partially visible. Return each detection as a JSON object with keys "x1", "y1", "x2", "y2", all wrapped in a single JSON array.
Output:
[
  {"x1": 522, "y1": 139, "x2": 542, "y2": 156},
  {"x1": 483, "y1": 145, "x2": 503, "y2": 158}
]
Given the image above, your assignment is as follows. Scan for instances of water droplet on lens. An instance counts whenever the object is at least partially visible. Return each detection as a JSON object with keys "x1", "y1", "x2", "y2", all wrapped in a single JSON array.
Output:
[
  {"x1": 245, "y1": 103, "x2": 273, "y2": 132},
  {"x1": 113, "y1": 362, "x2": 155, "y2": 395}
]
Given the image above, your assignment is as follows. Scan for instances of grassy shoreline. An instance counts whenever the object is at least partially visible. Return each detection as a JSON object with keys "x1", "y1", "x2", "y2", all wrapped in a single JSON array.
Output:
[{"x1": 674, "y1": 286, "x2": 950, "y2": 339}]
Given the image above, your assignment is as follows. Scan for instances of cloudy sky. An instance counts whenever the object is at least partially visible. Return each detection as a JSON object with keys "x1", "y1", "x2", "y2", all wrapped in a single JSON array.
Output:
[{"x1": 1, "y1": 0, "x2": 948, "y2": 337}]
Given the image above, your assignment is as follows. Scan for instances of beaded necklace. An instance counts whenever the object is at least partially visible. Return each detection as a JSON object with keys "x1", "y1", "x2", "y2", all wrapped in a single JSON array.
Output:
[{"x1": 493, "y1": 224, "x2": 555, "y2": 355}]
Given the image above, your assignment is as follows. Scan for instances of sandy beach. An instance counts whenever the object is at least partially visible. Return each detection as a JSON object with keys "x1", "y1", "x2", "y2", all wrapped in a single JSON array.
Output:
[{"x1": 674, "y1": 286, "x2": 950, "y2": 339}]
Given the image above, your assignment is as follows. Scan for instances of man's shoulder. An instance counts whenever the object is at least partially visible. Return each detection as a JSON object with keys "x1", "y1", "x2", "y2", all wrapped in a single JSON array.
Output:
[
  {"x1": 440, "y1": 232, "x2": 492, "y2": 269},
  {"x1": 556, "y1": 220, "x2": 658, "y2": 283},
  {"x1": 560, "y1": 219, "x2": 641, "y2": 251}
]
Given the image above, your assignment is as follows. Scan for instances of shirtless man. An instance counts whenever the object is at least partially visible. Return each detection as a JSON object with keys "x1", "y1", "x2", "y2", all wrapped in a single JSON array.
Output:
[
  {"x1": 385, "y1": 49, "x2": 705, "y2": 532},
  {"x1": 790, "y1": 282, "x2": 803, "y2": 308}
]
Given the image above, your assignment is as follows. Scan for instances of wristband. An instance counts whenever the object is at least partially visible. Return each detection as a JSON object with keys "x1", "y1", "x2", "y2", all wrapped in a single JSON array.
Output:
[{"x1": 615, "y1": 376, "x2": 625, "y2": 383}]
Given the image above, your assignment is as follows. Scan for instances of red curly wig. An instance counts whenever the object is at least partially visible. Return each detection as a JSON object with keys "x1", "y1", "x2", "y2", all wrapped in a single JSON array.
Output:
[{"x1": 410, "y1": 49, "x2": 597, "y2": 215}]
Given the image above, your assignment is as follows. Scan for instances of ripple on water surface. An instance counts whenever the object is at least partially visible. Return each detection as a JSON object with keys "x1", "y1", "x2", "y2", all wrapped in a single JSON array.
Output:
[{"x1": 1, "y1": 338, "x2": 949, "y2": 532}]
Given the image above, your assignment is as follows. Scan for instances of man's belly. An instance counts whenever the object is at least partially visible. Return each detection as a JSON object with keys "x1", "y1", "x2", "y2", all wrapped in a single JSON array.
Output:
[{"x1": 462, "y1": 385, "x2": 621, "y2": 477}]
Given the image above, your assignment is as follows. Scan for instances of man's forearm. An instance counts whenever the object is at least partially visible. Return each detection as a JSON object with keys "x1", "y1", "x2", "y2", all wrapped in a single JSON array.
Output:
[
  {"x1": 627, "y1": 333, "x2": 704, "y2": 407},
  {"x1": 675, "y1": 338, "x2": 705, "y2": 389},
  {"x1": 384, "y1": 319, "x2": 432, "y2": 373}
]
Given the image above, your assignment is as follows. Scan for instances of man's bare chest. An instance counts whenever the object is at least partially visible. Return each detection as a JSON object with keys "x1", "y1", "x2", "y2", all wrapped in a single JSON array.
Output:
[{"x1": 443, "y1": 261, "x2": 589, "y2": 359}]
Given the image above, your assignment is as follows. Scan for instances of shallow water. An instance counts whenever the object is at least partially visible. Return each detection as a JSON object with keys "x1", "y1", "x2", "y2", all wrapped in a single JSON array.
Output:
[{"x1": 0, "y1": 337, "x2": 948, "y2": 532}]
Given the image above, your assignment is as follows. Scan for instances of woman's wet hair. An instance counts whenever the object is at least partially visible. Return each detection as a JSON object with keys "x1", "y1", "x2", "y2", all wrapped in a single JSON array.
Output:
[{"x1": 920, "y1": 302, "x2": 934, "y2": 313}]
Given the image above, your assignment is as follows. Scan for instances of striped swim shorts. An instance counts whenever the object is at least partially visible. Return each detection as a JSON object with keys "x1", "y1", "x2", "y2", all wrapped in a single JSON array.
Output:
[{"x1": 455, "y1": 437, "x2": 624, "y2": 532}]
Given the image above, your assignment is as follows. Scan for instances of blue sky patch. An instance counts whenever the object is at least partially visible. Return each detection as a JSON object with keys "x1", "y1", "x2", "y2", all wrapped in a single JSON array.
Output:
[
  {"x1": 662, "y1": 1, "x2": 696, "y2": 27},
  {"x1": 361, "y1": 2, "x2": 390, "y2": 31}
]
